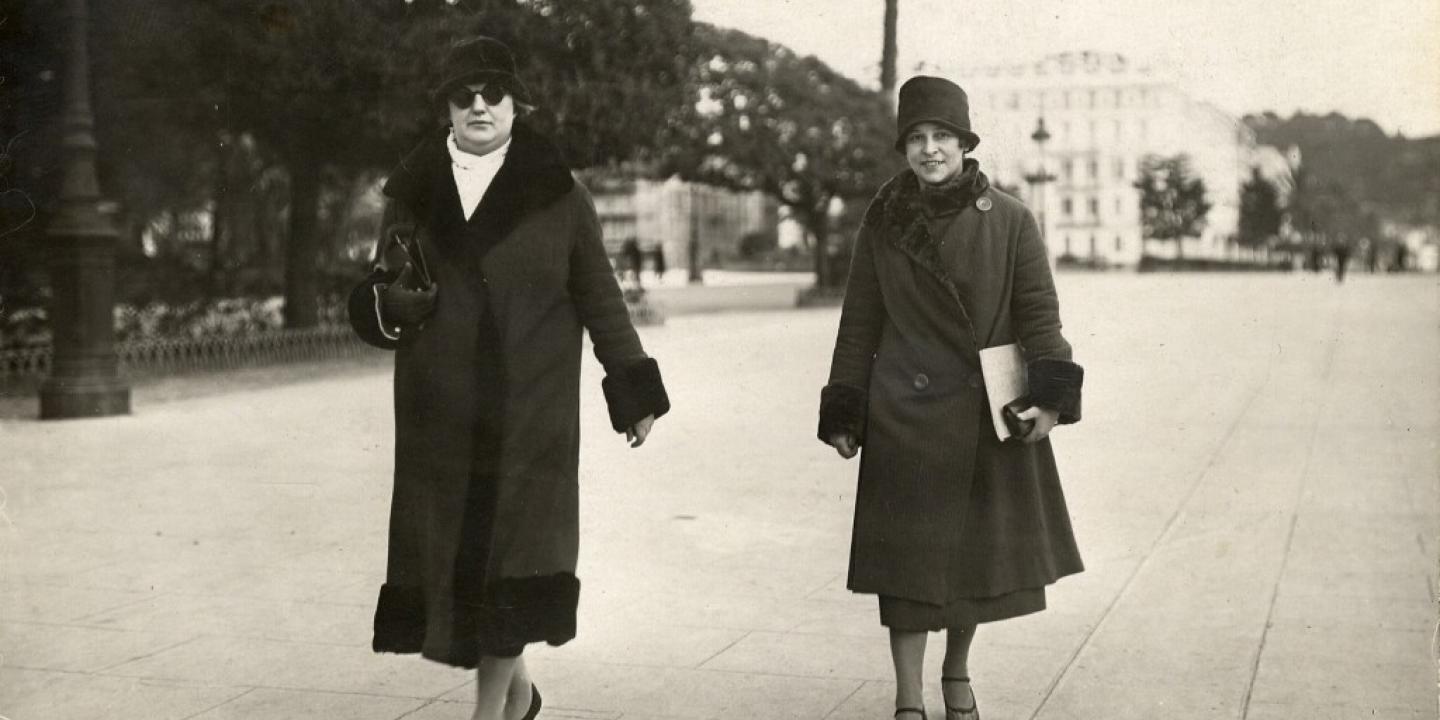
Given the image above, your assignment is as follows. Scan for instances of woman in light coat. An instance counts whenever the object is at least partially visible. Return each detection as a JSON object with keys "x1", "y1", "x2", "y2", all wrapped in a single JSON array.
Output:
[
  {"x1": 349, "y1": 36, "x2": 670, "y2": 720},
  {"x1": 819, "y1": 76, "x2": 1084, "y2": 720}
]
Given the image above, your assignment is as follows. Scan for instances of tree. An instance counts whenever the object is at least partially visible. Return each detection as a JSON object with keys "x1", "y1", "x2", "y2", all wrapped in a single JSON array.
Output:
[
  {"x1": 1133, "y1": 154, "x2": 1211, "y2": 260},
  {"x1": 9, "y1": 0, "x2": 698, "y2": 328},
  {"x1": 1245, "y1": 111, "x2": 1439, "y2": 239},
  {"x1": 492, "y1": 0, "x2": 696, "y2": 169},
  {"x1": 125, "y1": 0, "x2": 693, "y2": 324},
  {"x1": 1238, "y1": 167, "x2": 1281, "y2": 258},
  {"x1": 661, "y1": 24, "x2": 898, "y2": 288}
]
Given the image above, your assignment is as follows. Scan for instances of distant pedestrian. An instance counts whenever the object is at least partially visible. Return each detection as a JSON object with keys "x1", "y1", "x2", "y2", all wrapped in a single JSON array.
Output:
[
  {"x1": 620, "y1": 238, "x2": 643, "y2": 289},
  {"x1": 1333, "y1": 239, "x2": 1352, "y2": 283},
  {"x1": 652, "y1": 244, "x2": 668, "y2": 281},
  {"x1": 347, "y1": 35, "x2": 670, "y2": 720},
  {"x1": 819, "y1": 76, "x2": 1085, "y2": 720}
]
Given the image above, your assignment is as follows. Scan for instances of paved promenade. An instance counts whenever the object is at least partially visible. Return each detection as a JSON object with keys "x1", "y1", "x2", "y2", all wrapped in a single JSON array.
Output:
[{"x1": 2, "y1": 273, "x2": 1436, "y2": 719}]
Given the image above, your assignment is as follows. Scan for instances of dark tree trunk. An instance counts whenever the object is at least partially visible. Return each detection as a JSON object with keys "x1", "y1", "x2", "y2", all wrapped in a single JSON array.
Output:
[
  {"x1": 284, "y1": 158, "x2": 320, "y2": 328},
  {"x1": 881, "y1": 0, "x2": 898, "y2": 114},
  {"x1": 809, "y1": 206, "x2": 835, "y2": 288},
  {"x1": 207, "y1": 138, "x2": 228, "y2": 298}
]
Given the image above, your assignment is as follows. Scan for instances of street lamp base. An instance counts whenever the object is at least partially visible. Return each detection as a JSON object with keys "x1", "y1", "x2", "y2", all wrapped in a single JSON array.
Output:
[{"x1": 40, "y1": 375, "x2": 131, "y2": 419}]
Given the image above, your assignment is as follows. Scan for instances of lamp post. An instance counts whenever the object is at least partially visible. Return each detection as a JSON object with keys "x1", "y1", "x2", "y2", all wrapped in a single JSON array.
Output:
[
  {"x1": 40, "y1": 0, "x2": 130, "y2": 419},
  {"x1": 1023, "y1": 117, "x2": 1056, "y2": 246}
]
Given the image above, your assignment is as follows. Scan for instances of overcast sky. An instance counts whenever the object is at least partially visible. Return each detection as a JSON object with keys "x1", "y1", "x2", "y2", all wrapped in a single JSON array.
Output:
[{"x1": 691, "y1": 0, "x2": 1440, "y2": 137}]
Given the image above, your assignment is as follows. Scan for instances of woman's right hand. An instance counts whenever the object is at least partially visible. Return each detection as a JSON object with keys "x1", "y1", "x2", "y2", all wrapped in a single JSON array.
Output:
[
  {"x1": 830, "y1": 434, "x2": 858, "y2": 459},
  {"x1": 380, "y1": 264, "x2": 438, "y2": 326}
]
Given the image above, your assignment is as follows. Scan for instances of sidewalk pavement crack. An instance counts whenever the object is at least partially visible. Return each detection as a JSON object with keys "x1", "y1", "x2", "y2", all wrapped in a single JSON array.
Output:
[
  {"x1": 1030, "y1": 309, "x2": 1288, "y2": 720},
  {"x1": 396, "y1": 698, "x2": 442, "y2": 719},
  {"x1": 177, "y1": 686, "x2": 256, "y2": 720},
  {"x1": 93, "y1": 633, "x2": 206, "y2": 675},
  {"x1": 821, "y1": 679, "x2": 869, "y2": 719},
  {"x1": 693, "y1": 630, "x2": 752, "y2": 669},
  {"x1": 1238, "y1": 289, "x2": 1341, "y2": 720}
]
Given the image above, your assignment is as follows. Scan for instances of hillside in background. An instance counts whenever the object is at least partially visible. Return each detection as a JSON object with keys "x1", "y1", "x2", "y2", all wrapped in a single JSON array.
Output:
[{"x1": 1244, "y1": 112, "x2": 1440, "y2": 228}]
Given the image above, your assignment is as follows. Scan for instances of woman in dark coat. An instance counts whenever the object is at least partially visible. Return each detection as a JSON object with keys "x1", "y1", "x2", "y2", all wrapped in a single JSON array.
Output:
[
  {"x1": 818, "y1": 76, "x2": 1084, "y2": 720},
  {"x1": 349, "y1": 36, "x2": 669, "y2": 720}
]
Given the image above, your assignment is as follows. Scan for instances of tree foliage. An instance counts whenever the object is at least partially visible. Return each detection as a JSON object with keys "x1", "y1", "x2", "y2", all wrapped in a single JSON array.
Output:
[
  {"x1": 1133, "y1": 154, "x2": 1211, "y2": 258},
  {"x1": 4, "y1": 0, "x2": 697, "y2": 327},
  {"x1": 1237, "y1": 167, "x2": 1281, "y2": 251},
  {"x1": 1245, "y1": 111, "x2": 1439, "y2": 228},
  {"x1": 660, "y1": 23, "x2": 898, "y2": 286}
]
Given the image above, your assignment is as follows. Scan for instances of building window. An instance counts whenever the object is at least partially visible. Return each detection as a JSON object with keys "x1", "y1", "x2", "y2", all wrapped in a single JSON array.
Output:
[
  {"x1": 1062, "y1": 197, "x2": 1073, "y2": 216},
  {"x1": 1087, "y1": 160, "x2": 1099, "y2": 179},
  {"x1": 1113, "y1": 158, "x2": 1125, "y2": 179},
  {"x1": 1063, "y1": 235, "x2": 1072, "y2": 254},
  {"x1": 1115, "y1": 235, "x2": 1123, "y2": 251},
  {"x1": 1089, "y1": 235, "x2": 1097, "y2": 257},
  {"x1": 1088, "y1": 197, "x2": 1099, "y2": 217},
  {"x1": 1087, "y1": 90, "x2": 1096, "y2": 109},
  {"x1": 1114, "y1": 197, "x2": 1123, "y2": 214},
  {"x1": 1063, "y1": 159, "x2": 1074, "y2": 181}
]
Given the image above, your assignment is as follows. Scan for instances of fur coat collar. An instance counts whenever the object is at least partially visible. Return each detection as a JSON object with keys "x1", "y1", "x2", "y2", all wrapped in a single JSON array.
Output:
[
  {"x1": 861, "y1": 160, "x2": 992, "y2": 303},
  {"x1": 382, "y1": 121, "x2": 575, "y2": 243}
]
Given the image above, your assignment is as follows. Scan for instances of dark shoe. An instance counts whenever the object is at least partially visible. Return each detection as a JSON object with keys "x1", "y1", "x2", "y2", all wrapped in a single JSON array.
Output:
[
  {"x1": 894, "y1": 708, "x2": 926, "y2": 719},
  {"x1": 520, "y1": 683, "x2": 542, "y2": 720},
  {"x1": 941, "y1": 676, "x2": 978, "y2": 720}
]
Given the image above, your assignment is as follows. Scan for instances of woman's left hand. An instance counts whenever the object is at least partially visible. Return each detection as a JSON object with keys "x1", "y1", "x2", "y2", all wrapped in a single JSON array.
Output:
[
  {"x1": 1017, "y1": 406, "x2": 1060, "y2": 443},
  {"x1": 626, "y1": 415, "x2": 656, "y2": 448}
]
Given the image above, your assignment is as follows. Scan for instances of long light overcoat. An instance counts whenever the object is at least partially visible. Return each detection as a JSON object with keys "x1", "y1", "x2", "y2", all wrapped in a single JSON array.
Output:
[
  {"x1": 820, "y1": 164, "x2": 1084, "y2": 606},
  {"x1": 349, "y1": 122, "x2": 669, "y2": 668}
]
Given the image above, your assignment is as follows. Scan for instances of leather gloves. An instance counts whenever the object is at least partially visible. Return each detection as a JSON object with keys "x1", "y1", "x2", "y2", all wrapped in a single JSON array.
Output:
[{"x1": 380, "y1": 264, "x2": 438, "y2": 327}]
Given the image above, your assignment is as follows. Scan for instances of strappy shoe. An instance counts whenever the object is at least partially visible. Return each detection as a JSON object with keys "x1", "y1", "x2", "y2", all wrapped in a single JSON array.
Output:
[
  {"x1": 941, "y1": 676, "x2": 979, "y2": 720},
  {"x1": 894, "y1": 708, "x2": 926, "y2": 719},
  {"x1": 520, "y1": 683, "x2": 542, "y2": 720}
]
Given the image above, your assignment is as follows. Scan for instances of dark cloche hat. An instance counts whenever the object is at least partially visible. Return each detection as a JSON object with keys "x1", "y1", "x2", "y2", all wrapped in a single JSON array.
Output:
[
  {"x1": 432, "y1": 35, "x2": 532, "y2": 106},
  {"x1": 894, "y1": 76, "x2": 980, "y2": 152}
]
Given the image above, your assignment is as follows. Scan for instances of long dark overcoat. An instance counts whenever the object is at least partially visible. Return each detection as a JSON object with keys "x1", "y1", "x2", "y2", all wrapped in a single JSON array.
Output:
[
  {"x1": 349, "y1": 122, "x2": 669, "y2": 668},
  {"x1": 819, "y1": 164, "x2": 1084, "y2": 607}
]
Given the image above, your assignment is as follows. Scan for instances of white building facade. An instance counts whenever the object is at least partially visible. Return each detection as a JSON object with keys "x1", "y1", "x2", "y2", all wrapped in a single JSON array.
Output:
[
  {"x1": 948, "y1": 52, "x2": 1257, "y2": 267},
  {"x1": 588, "y1": 176, "x2": 777, "y2": 273}
]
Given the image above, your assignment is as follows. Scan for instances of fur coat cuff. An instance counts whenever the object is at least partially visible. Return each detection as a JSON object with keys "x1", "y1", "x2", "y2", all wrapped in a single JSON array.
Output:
[
  {"x1": 602, "y1": 357, "x2": 670, "y2": 432},
  {"x1": 818, "y1": 383, "x2": 868, "y2": 444},
  {"x1": 1027, "y1": 358, "x2": 1084, "y2": 424}
]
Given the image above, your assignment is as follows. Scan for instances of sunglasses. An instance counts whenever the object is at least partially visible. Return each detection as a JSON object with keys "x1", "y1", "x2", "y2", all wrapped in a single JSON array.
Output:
[{"x1": 446, "y1": 84, "x2": 508, "y2": 109}]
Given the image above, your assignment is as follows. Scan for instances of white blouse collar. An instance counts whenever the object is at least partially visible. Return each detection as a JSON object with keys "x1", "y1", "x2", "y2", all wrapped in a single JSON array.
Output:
[{"x1": 447, "y1": 131, "x2": 510, "y2": 171}]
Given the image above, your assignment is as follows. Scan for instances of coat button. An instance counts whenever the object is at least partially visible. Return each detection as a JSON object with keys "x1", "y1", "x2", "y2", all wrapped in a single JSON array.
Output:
[
  {"x1": 913, "y1": 373, "x2": 930, "y2": 391},
  {"x1": 976, "y1": 196, "x2": 993, "y2": 212},
  {"x1": 969, "y1": 374, "x2": 983, "y2": 389}
]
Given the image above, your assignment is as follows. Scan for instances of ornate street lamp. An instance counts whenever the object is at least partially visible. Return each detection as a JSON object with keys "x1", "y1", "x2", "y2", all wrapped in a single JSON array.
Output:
[
  {"x1": 40, "y1": 0, "x2": 130, "y2": 419},
  {"x1": 1022, "y1": 117, "x2": 1056, "y2": 245}
]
